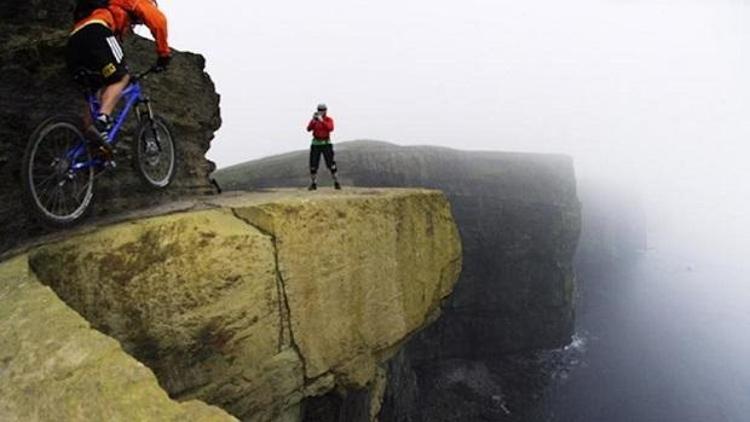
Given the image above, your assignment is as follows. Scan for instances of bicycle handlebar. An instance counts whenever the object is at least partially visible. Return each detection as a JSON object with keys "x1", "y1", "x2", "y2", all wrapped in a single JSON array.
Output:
[{"x1": 132, "y1": 66, "x2": 162, "y2": 82}]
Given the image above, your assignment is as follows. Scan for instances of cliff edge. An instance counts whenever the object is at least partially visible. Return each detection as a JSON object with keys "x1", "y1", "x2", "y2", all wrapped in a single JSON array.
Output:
[
  {"x1": 214, "y1": 141, "x2": 581, "y2": 420},
  {"x1": 215, "y1": 141, "x2": 581, "y2": 357},
  {"x1": 0, "y1": 189, "x2": 462, "y2": 421}
]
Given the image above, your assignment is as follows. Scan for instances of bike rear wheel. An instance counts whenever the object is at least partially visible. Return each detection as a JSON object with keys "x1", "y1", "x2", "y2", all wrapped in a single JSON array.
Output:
[
  {"x1": 22, "y1": 114, "x2": 95, "y2": 227},
  {"x1": 134, "y1": 115, "x2": 176, "y2": 188}
]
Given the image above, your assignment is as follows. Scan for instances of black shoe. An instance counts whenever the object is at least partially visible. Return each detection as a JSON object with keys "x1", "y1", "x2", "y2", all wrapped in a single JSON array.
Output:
[
  {"x1": 86, "y1": 115, "x2": 114, "y2": 156},
  {"x1": 85, "y1": 125, "x2": 111, "y2": 147},
  {"x1": 308, "y1": 183, "x2": 317, "y2": 191},
  {"x1": 334, "y1": 182, "x2": 342, "y2": 190}
]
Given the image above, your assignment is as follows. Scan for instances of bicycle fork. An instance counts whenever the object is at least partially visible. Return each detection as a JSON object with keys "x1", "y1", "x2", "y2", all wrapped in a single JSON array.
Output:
[{"x1": 137, "y1": 98, "x2": 163, "y2": 152}]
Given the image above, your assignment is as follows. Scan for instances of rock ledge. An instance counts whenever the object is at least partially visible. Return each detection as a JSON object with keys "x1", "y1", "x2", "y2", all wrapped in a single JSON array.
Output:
[{"x1": 0, "y1": 189, "x2": 462, "y2": 421}]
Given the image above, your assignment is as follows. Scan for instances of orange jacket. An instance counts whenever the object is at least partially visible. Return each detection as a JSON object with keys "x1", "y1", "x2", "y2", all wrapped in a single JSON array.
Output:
[{"x1": 72, "y1": 0, "x2": 170, "y2": 57}]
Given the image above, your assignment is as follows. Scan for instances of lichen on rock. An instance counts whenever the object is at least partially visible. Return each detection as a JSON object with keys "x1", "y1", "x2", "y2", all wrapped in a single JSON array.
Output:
[
  {"x1": 0, "y1": 256, "x2": 236, "y2": 422},
  {"x1": 2, "y1": 189, "x2": 462, "y2": 421}
]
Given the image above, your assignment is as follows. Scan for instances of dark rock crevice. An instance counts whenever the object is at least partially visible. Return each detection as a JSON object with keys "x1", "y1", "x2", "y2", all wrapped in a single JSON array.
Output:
[{"x1": 228, "y1": 207, "x2": 310, "y2": 380}]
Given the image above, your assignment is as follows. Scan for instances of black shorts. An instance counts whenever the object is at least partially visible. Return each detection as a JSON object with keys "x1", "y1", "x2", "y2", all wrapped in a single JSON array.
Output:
[
  {"x1": 310, "y1": 143, "x2": 337, "y2": 173},
  {"x1": 66, "y1": 23, "x2": 128, "y2": 90}
]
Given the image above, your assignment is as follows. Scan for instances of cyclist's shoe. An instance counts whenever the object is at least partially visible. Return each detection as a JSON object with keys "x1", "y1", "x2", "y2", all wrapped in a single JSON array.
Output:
[
  {"x1": 334, "y1": 182, "x2": 342, "y2": 190},
  {"x1": 85, "y1": 114, "x2": 114, "y2": 156},
  {"x1": 308, "y1": 182, "x2": 317, "y2": 191},
  {"x1": 85, "y1": 114, "x2": 117, "y2": 169}
]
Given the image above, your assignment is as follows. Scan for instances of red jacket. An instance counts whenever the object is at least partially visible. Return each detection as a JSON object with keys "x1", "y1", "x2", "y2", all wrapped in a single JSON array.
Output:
[
  {"x1": 72, "y1": 0, "x2": 170, "y2": 57},
  {"x1": 307, "y1": 116, "x2": 335, "y2": 140}
]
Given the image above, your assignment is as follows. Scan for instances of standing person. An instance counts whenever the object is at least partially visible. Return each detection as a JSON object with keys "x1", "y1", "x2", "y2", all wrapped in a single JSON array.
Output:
[
  {"x1": 67, "y1": 0, "x2": 171, "y2": 159},
  {"x1": 306, "y1": 103, "x2": 341, "y2": 190}
]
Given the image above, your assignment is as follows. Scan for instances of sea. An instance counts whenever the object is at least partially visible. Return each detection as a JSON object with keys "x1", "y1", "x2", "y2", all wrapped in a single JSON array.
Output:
[{"x1": 541, "y1": 246, "x2": 750, "y2": 422}]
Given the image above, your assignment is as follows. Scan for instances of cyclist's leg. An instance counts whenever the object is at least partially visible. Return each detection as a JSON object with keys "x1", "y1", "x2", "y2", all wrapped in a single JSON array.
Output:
[
  {"x1": 99, "y1": 73, "x2": 130, "y2": 116},
  {"x1": 91, "y1": 32, "x2": 129, "y2": 138},
  {"x1": 67, "y1": 23, "x2": 128, "y2": 147}
]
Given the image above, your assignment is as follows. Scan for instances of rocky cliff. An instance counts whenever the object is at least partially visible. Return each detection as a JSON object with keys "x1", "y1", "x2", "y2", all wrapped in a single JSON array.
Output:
[
  {"x1": 0, "y1": 189, "x2": 462, "y2": 422},
  {"x1": 0, "y1": 256, "x2": 236, "y2": 422},
  {"x1": 0, "y1": 2, "x2": 221, "y2": 253},
  {"x1": 215, "y1": 141, "x2": 581, "y2": 356},
  {"x1": 214, "y1": 141, "x2": 582, "y2": 420}
]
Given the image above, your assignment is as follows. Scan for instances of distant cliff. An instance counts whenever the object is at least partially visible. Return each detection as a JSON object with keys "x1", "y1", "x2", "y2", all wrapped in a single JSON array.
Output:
[
  {"x1": 0, "y1": 2, "x2": 221, "y2": 253},
  {"x1": 0, "y1": 189, "x2": 462, "y2": 422}
]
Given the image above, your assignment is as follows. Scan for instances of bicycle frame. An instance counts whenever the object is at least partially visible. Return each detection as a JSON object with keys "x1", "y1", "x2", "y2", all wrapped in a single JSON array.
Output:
[{"x1": 68, "y1": 80, "x2": 149, "y2": 172}]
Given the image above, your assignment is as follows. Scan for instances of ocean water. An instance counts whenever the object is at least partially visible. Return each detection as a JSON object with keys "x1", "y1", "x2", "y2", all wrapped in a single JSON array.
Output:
[{"x1": 542, "y1": 249, "x2": 750, "y2": 422}]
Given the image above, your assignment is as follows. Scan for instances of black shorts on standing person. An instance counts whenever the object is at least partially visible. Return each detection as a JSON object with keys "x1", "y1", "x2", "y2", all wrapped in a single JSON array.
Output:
[
  {"x1": 309, "y1": 143, "x2": 336, "y2": 177},
  {"x1": 306, "y1": 103, "x2": 341, "y2": 191}
]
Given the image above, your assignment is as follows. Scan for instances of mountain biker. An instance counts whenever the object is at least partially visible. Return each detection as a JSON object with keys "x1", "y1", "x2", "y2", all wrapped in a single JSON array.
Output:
[
  {"x1": 66, "y1": 0, "x2": 171, "y2": 158},
  {"x1": 306, "y1": 103, "x2": 341, "y2": 191}
]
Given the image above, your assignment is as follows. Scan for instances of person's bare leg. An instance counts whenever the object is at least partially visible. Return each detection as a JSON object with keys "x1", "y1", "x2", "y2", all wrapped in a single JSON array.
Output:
[
  {"x1": 99, "y1": 74, "x2": 130, "y2": 116},
  {"x1": 86, "y1": 75, "x2": 130, "y2": 163}
]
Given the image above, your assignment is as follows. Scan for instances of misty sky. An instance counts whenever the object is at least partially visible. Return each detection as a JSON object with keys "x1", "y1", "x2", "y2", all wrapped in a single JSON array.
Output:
[{"x1": 146, "y1": 0, "x2": 749, "y2": 259}]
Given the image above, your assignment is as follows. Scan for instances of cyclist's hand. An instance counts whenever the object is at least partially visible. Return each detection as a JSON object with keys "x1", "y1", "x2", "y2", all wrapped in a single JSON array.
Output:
[{"x1": 154, "y1": 55, "x2": 172, "y2": 73}]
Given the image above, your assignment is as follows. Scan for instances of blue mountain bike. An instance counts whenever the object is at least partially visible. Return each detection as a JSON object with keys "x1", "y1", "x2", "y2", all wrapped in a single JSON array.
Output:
[{"x1": 22, "y1": 67, "x2": 176, "y2": 227}]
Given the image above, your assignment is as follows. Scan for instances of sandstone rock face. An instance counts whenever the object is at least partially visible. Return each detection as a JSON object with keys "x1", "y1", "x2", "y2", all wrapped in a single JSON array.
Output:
[
  {"x1": 0, "y1": 2, "x2": 221, "y2": 253},
  {"x1": 0, "y1": 256, "x2": 235, "y2": 422},
  {"x1": 3, "y1": 189, "x2": 461, "y2": 421},
  {"x1": 215, "y1": 141, "x2": 581, "y2": 357},
  {"x1": 227, "y1": 191, "x2": 461, "y2": 388},
  {"x1": 214, "y1": 141, "x2": 580, "y2": 421}
]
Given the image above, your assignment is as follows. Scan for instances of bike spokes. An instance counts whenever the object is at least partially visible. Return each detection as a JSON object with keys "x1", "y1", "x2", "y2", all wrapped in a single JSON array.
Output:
[
  {"x1": 25, "y1": 120, "x2": 95, "y2": 225},
  {"x1": 38, "y1": 164, "x2": 86, "y2": 217},
  {"x1": 136, "y1": 118, "x2": 175, "y2": 188}
]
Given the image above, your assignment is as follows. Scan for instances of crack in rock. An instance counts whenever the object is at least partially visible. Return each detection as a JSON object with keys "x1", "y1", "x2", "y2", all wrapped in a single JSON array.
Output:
[{"x1": 229, "y1": 207, "x2": 309, "y2": 380}]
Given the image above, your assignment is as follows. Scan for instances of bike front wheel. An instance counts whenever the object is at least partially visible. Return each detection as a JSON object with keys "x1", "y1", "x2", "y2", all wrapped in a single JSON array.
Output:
[
  {"x1": 134, "y1": 115, "x2": 176, "y2": 188},
  {"x1": 22, "y1": 114, "x2": 95, "y2": 227}
]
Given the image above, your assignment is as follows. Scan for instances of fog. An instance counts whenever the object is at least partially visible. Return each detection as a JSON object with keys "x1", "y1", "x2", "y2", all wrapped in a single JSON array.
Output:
[
  {"x1": 148, "y1": 1, "x2": 749, "y2": 418},
  {"x1": 152, "y1": 0, "x2": 749, "y2": 263}
]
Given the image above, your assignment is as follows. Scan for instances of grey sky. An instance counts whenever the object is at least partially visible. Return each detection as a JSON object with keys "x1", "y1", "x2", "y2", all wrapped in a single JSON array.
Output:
[{"x1": 151, "y1": 0, "x2": 749, "y2": 258}]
